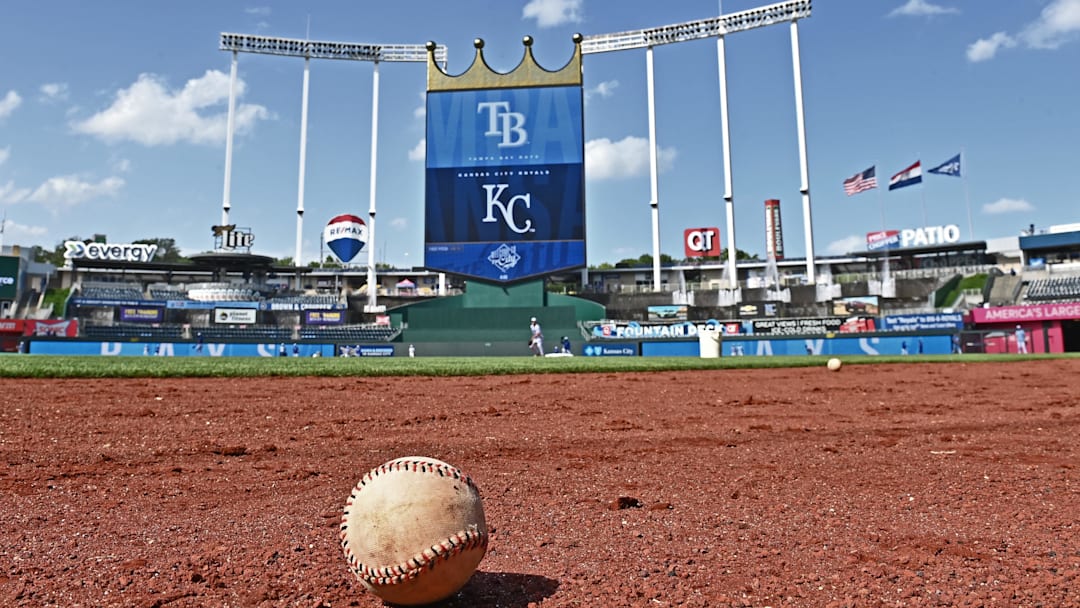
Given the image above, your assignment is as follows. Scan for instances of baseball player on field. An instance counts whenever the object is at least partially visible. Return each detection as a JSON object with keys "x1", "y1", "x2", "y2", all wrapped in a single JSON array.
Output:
[{"x1": 529, "y1": 317, "x2": 543, "y2": 357}]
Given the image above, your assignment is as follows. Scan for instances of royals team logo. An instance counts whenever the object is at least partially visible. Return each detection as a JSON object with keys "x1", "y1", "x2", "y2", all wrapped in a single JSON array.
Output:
[{"x1": 324, "y1": 214, "x2": 367, "y2": 264}]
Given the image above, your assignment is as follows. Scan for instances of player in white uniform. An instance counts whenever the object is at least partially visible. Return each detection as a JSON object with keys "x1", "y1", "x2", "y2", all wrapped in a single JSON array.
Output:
[{"x1": 529, "y1": 317, "x2": 543, "y2": 356}]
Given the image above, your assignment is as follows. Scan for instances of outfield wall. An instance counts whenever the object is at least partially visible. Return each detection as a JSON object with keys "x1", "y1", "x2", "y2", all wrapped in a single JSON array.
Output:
[{"x1": 26, "y1": 334, "x2": 954, "y2": 357}]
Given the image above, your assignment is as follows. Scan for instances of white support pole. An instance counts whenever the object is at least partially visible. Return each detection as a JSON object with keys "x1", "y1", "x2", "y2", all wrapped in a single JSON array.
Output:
[
  {"x1": 366, "y1": 61, "x2": 380, "y2": 311},
  {"x1": 646, "y1": 46, "x2": 662, "y2": 293},
  {"x1": 717, "y1": 35, "x2": 738, "y2": 290},
  {"x1": 961, "y1": 148, "x2": 975, "y2": 240},
  {"x1": 790, "y1": 20, "x2": 815, "y2": 284},
  {"x1": 295, "y1": 56, "x2": 311, "y2": 288},
  {"x1": 222, "y1": 51, "x2": 238, "y2": 227}
]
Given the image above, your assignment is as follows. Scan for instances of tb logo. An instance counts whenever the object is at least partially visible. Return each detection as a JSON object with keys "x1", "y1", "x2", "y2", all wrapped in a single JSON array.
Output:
[
  {"x1": 482, "y1": 184, "x2": 533, "y2": 234},
  {"x1": 477, "y1": 101, "x2": 527, "y2": 148}
]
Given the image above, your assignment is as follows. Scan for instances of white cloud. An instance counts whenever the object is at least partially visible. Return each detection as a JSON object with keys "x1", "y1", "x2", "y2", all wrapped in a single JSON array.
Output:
[
  {"x1": 71, "y1": 70, "x2": 270, "y2": 146},
  {"x1": 0, "y1": 90, "x2": 22, "y2": 120},
  {"x1": 0, "y1": 146, "x2": 9, "y2": 166},
  {"x1": 967, "y1": 32, "x2": 1017, "y2": 62},
  {"x1": 968, "y1": 0, "x2": 1080, "y2": 61},
  {"x1": 408, "y1": 139, "x2": 426, "y2": 162},
  {"x1": 585, "y1": 136, "x2": 676, "y2": 180},
  {"x1": 413, "y1": 91, "x2": 426, "y2": 120},
  {"x1": 27, "y1": 175, "x2": 125, "y2": 208},
  {"x1": 889, "y1": 0, "x2": 959, "y2": 17},
  {"x1": 983, "y1": 197, "x2": 1034, "y2": 214},
  {"x1": 39, "y1": 83, "x2": 69, "y2": 103},
  {"x1": 522, "y1": 0, "x2": 582, "y2": 28},
  {"x1": 0, "y1": 180, "x2": 32, "y2": 204},
  {"x1": 1020, "y1": 0, "x2": 1080, "y2": 49},
  {"x1": 825, "y1": 235, "x2": 865, "y2": 255},
  {"x1": 389, "y1": 217, "x2": 408, "y2": 230},
  {"x1": 585, "y1": 80, "x2": 619, "y2": 102},
  {"x1": 112, "y1": 157, "x2": 132, "y2": 173},
  {"x1": 0, "y1": 218, "x2": 47, "y2": 240},
  {"x1": 245, "y1": 7, "x2": 271, "y2": 16}
]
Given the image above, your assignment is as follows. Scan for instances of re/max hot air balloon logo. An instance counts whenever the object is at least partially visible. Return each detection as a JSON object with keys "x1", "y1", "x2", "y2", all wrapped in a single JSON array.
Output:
[{"x1": 324, "y1": 215, "x2": 367, "y2": 264}]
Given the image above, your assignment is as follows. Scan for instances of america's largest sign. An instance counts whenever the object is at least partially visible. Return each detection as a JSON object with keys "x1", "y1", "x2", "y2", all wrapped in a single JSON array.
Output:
[{"x1": 424, "y1": 37, "x2": 585, "y2": 283}]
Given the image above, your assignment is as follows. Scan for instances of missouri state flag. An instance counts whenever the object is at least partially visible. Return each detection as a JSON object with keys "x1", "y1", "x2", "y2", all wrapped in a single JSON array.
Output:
[{"x1": 888, "y1": 160, "x2": 922, "y2": 191}]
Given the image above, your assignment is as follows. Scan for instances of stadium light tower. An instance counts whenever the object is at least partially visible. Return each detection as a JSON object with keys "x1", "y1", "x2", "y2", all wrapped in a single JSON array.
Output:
[
  {"x1": 219, "y1": 34, "x2": 446, "y2": 308},
  {"x1": 581, "y1": 0, "x2": 814, "y2": 290}
]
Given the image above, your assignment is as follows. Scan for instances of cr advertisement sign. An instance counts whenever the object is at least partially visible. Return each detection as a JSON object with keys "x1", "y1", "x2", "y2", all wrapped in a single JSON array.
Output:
[{"x1": 424, "y1": 85, "x2": 585, "y2": 282}]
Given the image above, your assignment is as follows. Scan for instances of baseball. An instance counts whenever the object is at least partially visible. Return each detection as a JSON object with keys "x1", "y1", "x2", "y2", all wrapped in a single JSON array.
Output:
[
  {"x1": 340, "y1": 456, "x2": 488, "y2": 606},
  {"x1": 827, "y1": 357, "x2": 842, "y2": 371}
]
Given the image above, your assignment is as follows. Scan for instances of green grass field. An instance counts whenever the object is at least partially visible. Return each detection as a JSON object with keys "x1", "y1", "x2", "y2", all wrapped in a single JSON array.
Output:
[{"x1": 0, "y1": 353, "x2": 1073, "y2": 378}]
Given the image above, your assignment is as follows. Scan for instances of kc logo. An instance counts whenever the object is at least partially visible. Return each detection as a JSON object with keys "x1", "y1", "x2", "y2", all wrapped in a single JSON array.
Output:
[
  {"x1": 482, "y1": 184, "x2": 533, "y2": 234},
  {"x1": 477, "y1": 101, "x2": 527, "y2": 148}
]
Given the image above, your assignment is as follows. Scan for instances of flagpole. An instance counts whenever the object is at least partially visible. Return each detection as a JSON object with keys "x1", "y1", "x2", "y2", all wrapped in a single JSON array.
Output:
[
  {"x1": 961, "y1": 148, "x2": 975, "y2": 240},
  {"x1": 876, "y1": 166, "x2": 890, "y2": 285},
  {"x1": 917, "y1": 153, "x2": 928, "y2": 227}
]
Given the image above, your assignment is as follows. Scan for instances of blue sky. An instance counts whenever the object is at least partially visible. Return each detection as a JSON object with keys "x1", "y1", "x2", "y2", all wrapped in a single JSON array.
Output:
[{"x1": 1, "y1": 0, "x2": 1078, "y2": 268}]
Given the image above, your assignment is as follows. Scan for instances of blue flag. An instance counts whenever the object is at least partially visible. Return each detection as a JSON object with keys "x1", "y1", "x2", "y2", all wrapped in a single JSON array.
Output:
[{"x1": 928, "y1": 153, "x2": 961, "y2": 178}]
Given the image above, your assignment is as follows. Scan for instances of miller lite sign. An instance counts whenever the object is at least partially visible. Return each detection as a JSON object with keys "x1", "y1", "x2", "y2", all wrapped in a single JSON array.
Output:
[
  {"x1": 423, "y1": 36, "x2": 585, "y2": 283},
  {"x1": 684, "y1": 227, "x2": 721, "y2": 258},
  {"x1": 211, "y1": 225, "x2": 254, "y2": 252}
]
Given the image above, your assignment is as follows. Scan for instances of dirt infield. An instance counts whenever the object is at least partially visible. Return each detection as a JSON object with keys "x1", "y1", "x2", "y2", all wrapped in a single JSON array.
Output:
[{"x1": 2, "y1": 360, "x2": 1078, "y2": 607}]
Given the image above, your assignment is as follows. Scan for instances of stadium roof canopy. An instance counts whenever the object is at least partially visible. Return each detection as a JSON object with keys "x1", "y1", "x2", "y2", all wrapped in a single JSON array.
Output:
[{"x1": 70, "y1": 252, "x2": 310, "y2": 276}]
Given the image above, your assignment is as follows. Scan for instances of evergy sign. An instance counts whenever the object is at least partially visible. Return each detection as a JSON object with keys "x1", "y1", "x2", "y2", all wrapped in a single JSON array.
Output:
[{"x1": 64, "y1": 241, "x2": 158, "y2": 263}]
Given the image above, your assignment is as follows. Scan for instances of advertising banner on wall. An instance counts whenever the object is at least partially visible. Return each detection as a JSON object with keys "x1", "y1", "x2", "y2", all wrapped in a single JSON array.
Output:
[
  {"x1": 971, "y1": 302, "x2": 1080, "y2": 324},
  {"x1": 424, "y1": 40, "x2": 585, "y2": 283},
  {"x1": 866, "y1": 230, "x2": 900, "y2": 251},
  {"x1": 832, "y1": 296, "x2": 879, "y2": 316},
  {"x1": 881, "y1": 313, "x2": 964, "y2": 331},
  {"x1": 29, "y1": 319, "x2": 79, "y2": 337},
  {"x1": 0, "y1": 256, "x2": 19, "y2": 300},
  {"x1": 684, "y1": 227, "x2": 721, "y2": 258},
  {"x1": 214, "y1": 308, "x2": 257, "y2": 324},
  {"x1": 119, "y1": 306, "x2": 165, "y2": 323},
  {"x1": 750, "y1": 317, "x2": 845, "y2": 336},
  {"x1": 764, "y1": 199, "x2": 784, "y2": 260},
  {"x1": 304, "y1": 310, "x2": 344, "y2": 325}
]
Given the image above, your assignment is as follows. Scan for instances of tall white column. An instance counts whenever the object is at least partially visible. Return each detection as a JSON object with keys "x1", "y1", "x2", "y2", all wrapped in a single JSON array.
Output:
[
  {"x1": 295, "y1": 56, "x2": 311, "y2": 288},
  {"x1": 221, "y1": 51, "x2": 238, "y2": 227},
  {"x1": 716, "y1": 35, "x2": 738, "y2": 290},
  {"x1": 646, "y1": 46, "x2": 661, "y2": 293},
  {"x1": 790, "y1": 20, "x2": 815, "y2": 284},
  {"x1": 366, "y1": 61, "x2": 380, "y2": 311}
]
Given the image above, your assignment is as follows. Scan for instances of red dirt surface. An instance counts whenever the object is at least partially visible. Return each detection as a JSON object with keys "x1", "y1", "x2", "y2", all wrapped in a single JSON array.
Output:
[{"x1": 2, "y1": 360, "x2": 1078, "y2": 607}]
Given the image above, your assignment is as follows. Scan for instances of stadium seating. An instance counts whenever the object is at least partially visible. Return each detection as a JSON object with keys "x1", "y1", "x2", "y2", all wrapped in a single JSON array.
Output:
[
  {"x1": 266, "y1": 293, "x2": 340, "y2": 307},
  {"x1": 196, "y1": 325, "x2": 294, "y2": 342},
  {"x1": 187, "y1": 283, "x2": 258, "y2": 302},
  {"x1": 83, "y1": 324, "x2": 185, "y2": 340},
  {"x1": 298, "y1": 325, "x2": 400, "y2": 342},
  {"x1": 148, "y1": 284, "x2": 190, "y2": 300},
  {"x1": 79, "y1": 282, "x2": 145, "y2": 301},
  {"x1": 1025, "y1": 276, "x2": 1080, "y2": 301}
]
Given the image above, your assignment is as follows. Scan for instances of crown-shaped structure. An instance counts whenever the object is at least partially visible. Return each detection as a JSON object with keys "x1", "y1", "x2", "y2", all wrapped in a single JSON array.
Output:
[{"x1": 427, "y1": 34, "x2": 582, "y2": 91}]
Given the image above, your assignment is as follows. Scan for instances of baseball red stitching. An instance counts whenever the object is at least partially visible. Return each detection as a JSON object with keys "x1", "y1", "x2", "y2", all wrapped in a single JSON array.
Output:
[{"x1": 339, "y1": 459, "x2": 488, "y2": 587}]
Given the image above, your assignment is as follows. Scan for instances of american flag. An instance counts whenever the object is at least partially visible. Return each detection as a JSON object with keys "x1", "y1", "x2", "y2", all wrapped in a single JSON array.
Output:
[{"x1": 843, "y1": 166, "x2": 877, "y2": 196}]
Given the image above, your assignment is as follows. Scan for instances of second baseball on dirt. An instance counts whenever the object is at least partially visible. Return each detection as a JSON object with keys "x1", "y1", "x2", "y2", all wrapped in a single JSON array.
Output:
[
  {"x1": 827, "y1": 357, "x2": 842, "y2": 371},
  {"x1": 340, "y1": 456, "x2": 488, "y2": 606}
]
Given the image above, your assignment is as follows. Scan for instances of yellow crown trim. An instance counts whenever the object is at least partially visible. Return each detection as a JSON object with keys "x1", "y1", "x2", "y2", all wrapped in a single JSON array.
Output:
[{"x1": 427, "y1": 34, "x2": 582, "y2": 91}]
